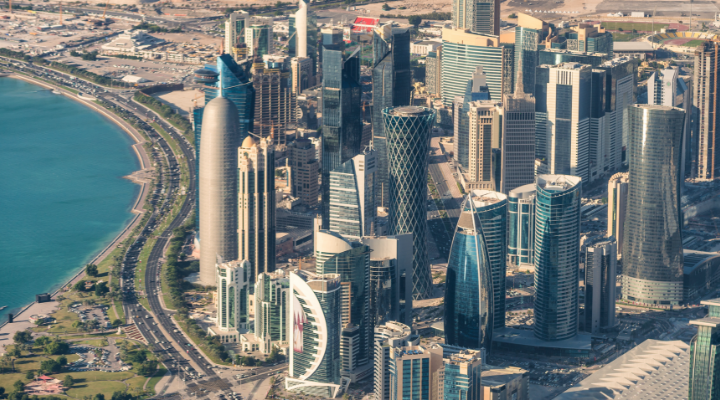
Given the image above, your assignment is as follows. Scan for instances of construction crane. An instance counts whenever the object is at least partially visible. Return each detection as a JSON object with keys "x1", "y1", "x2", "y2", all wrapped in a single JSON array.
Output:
[
  {"x1": 8, "y1": 0, "x2": 11, "y2": 14},
  {"x1": 102, "y1": 1, "x2": 109, "y2": 22},
  {"x1": 59, "y1": 2, "x2": 62, "y2": 25}
]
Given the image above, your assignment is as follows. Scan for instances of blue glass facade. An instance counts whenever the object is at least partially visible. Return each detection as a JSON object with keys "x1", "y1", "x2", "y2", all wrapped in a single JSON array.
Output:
[
  {"x1": 443, "y1": 352, "x2": 483, "y2": 400},
  {"x1": 508, "y1": 184, "x2": 536, "y2": 268},
  {"x1": 533, "y1": 175, "x2": 582, "y2": 341},
  {"x1": 689, "y1": 299, "x2": 720, "y2": 400}
]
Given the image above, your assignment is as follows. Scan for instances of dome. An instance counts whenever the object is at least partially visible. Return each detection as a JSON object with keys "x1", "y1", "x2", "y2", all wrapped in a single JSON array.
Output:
[{"x1": 241, "y1": 135, "x2": 257, "y2": 148}]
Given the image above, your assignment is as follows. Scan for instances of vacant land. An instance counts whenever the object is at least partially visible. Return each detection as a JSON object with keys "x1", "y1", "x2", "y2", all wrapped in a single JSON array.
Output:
[{"x1": 599, "y1": 21, "x2": 670, "y2": 32}]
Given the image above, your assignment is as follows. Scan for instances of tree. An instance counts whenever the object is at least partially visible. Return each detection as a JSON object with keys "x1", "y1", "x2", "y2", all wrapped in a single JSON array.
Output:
[
  {"x1": 112, "y1": 319, "x2": 123, "y2": 328},
  {"x1": 63, "y1": 375, "x2": 74, "y2": 388},
  {"x1": 131, "y1": 350, "x2": 147, "y2": 364},
  {"x1": 0, "y1": 387, "x2": 5, "y2": 397},
  {"x1": 25, "y1": 371, "x2": 34, "y2": 380},
  {"x1": 85, "y1": 264, "x2": 99, "y2": 277},
  {"x1": 94, "y1": 395, "x2": 105, "y2": 400},
  {"x1": 40, "y1": 359, "x2": 61, "y2": 374},
  {"x1": 95, "y1": 282, "x2": 109, "y2": 297},
  {"x1": 57, "y1": 356, "x2": 68, "y2": 366},
  {"x1": 13, "y1": 331, "x2": 31, "y2": 344},
  {"x1": 12, "y1": 381, "x2": 23, "y2": 393},
  {"x1": 407, "y1": 15, "x2": 422, "y2": 29},
  {"x1": 508, "y1": 13, "x2": 517, "y2": 18},
  {"x1": 44, "y1": 339, "x2": 69, "y2": 355},
  {"x1": 73, "y1": 280, "x2": 87, "y2": 292},
  {"x1": 381, "y1": 3, "x2": 390, "y2": 11},
  {"x1": 137, "y1": 360, "x2": 157, "y2": 376},
  {"x1": 34, "y1": 337, "x2": 49, "y2": 346}
]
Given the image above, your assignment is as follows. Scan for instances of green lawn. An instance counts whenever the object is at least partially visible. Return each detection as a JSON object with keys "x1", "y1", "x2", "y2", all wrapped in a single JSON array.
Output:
[
  {"x1": 66, "y1": 380, "x2": 127, "y2": 399},
  {"x1": 145, "y1": 366, "x2": 167, "y2": 395},
  {"x1": 682, "y1": 39, "x2": 705, "y2": 47},
  {"x1": 600, "y1": 21, "x2": 669, "y2": 32}
]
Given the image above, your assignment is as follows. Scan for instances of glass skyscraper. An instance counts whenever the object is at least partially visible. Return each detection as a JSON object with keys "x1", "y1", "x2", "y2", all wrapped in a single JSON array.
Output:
[
  {"x1": 533, "y1": 174, "x2": 582, "y2": 341},
  {"x1": 584, "y1": 239, "x2": 617, "y2": 334},
  {"x1": 254, "y1": 271, "x2": 288, "y2": 354},
  {"x1": 508, "y1": 183, "x2": 536, "y2": 268},
  {"x1": 442, "y1": 349, "x2": 484, "y2": 400},
  {"x1": 328, "y1": 149, "x2": 376, "y2": 240},
  {"x1": 444, "y1": 194, "x2": 494, "y2": 350},
  {"x1": 622, "y1": 105, "x2": 685, "y2": 306},
  {"x1": 383, "y1": 106, "x2": 436, "y2": 300},
  {"x1": 514, "y1": 14, "x2": 551, "y2": 95},
  {"x1": 689, "y1": 298, "x2": 720, "y2": 400},
  {"x1": 372, "y1": 25, "x2": 412, "y2": 209}
]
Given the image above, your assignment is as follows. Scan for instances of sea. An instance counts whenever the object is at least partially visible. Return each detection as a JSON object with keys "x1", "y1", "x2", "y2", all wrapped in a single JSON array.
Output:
[{"x1": 0, "y1": 78, "x2": 140, "y2": 321}]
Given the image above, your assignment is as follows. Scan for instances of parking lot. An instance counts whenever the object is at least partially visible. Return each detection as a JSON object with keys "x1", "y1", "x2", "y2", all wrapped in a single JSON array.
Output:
[{"x1": 67, "y1": 339, "x2": 132, "y2": 373}]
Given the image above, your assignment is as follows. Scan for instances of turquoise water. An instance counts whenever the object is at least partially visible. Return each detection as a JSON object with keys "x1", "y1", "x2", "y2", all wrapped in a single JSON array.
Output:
[{"x1": 0, "y1": 78, "x2": 140, "y2": 320}]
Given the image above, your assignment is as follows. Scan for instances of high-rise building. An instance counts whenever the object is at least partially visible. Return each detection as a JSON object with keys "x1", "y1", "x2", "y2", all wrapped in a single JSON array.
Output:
[
  {"x1": 372, "y1": 24, "x2": 412, "y2": 209},
  {"x1": 441, "y1": 28, "x2": 511, "y2": 105},
  {"x1": 425, "y1": 46, "x2": 442, "y2": 95},
  {"x1": 452, "y1": 0, "x2": 500, "y2": 36},
  {"x1": 535, "y1": 63, "x2": 592, "y2": 182},
  {"x1": 360, "y1": 234, "x2": 414, "y2": 327},
  {"x1": 607, "y1": 172, "x2": 628, "y2": 258},
  {"x1": 254, "y1": 271, "x2": 289, "y2": 354},
  {"x1": 688, "y1": 298, "x2": 720, "y2": 400},
  {"x1": 507, "y1": 183, "x2": 536, "y2": 269},
  {"x1": 514, "y1": 14, "x2": 552, "y2": 95},
  {"x1": 314, "y1": 229, "x2": 372, "y2": 382},
  {"x1": 213, "y1": 259, "x2": 250, "y2": 342},
  {"x1": 328, "y1": 149, "x2": 377, "y2": 240},
  {"x1": 553, "y1": 24, "x2": 613, "y2": 56},
  {"x1": 374, "y1": 322, "x2": 419, "y2": 400},
  {"x1": 291, "y1": 57, "x2": 314, "y2": 94},
  {"x1": 622, "y1": 105, "x2": 685, "y2": 307},
  {"x1": 296, "y1": 91, "x2": 319, "y2": 130},
  {"x1": 455, "y1": 67, "x2": 491, "y2": 173},
  {"x1": 289, "y1": 0, "x2": 318, "y2": 82},
  {"x1": 466, "y1": 100, "x2": 502, "y2": 189},
  {"x1": 694, "y1": 41, "x2": 720, "y2": 180},
  {"x1": 388, "y1": 345, "x2": 444, "y2": 400},
  {"x1": 246, "y1": 24, "x2": 273, "y2": 58},
  {"x1": 238, "y1": 135, "x2": 276, "y2": 286},
  {"x1": 468, "y1": 190, "x2": 507, "y2": 329},
  {"x1": 199, "y1": 97, "x2": 240, "y2": 285},
  {"x1": 538, "y1": 49, "x2": 609, "y2": 67},
  {"x1": 286, "y1": 270, "x2": 343, "y2": 397},
  {"x1": 444, "y1": 194, "x2": 494, "y2": 350},
  {"x1": 500, "y1": 78, "x2": 536, "y2": 194},
  {"x1": 288, "y1": 138, "x2": 319, "y2": 208},
  {"x1": 252, "y1": 55, "x2": 295, "y2": 146},
  {"x1": 583, "y1": 239, "x2": 617, "y2": 334},
  {"x1": 442, "y1": 349, "x2": 484, "y2": 400},
  {"x1": 383, "y1": 106, "x2": 436, "y2": 300},
  {"x1": 534, "y1": 174, "x2": 582, "y2": 341},
  {"x1": 224, "y1": 11, "x2": 249, "y2": 60},
  {"x1": 321, "y1": 27, "x2": 363, "y2": 230}
]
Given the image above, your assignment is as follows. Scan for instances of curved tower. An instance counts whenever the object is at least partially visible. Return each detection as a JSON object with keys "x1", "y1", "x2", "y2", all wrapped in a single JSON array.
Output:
[
  {"x1": 199, "y1": 97, "x2": 239, "y2": 285},
  {"x1": 444, "y1": 194, "x2": 493, "y2": 351},
  {"x1": 622, "y1": 105, "x2": 685, "y2": 306},
  {"x1": 383, "y1": 106, "x2": 436, "y2": 300},
  {"x1": 534, "y1": 174, "x2": 582, "y2": 341}
]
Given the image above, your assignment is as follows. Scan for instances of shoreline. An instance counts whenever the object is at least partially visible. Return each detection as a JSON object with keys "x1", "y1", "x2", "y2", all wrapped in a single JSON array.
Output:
[{"x1": 0, "y1": 73, "x2": 154, "y2": 329}]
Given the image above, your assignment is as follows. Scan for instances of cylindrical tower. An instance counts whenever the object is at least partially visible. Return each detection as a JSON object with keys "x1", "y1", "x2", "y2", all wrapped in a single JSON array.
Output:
[
  {"x1": 533, "y1": 174, "x2": 582, "y2": 341},
  {"x1": 199, "y1": 97, "x2": 239, "y2": 285},
  {"x1": 622, "y1": 105, "x2": 685, "y2": 307},
  {"x1": 383, "y1": 106, "x2": 436, "y2": 300}
]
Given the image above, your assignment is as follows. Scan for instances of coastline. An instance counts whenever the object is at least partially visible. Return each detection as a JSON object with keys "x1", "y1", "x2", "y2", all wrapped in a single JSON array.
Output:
[{"x1": 0, "y1": 73, "x2": 154, "y2": 329}]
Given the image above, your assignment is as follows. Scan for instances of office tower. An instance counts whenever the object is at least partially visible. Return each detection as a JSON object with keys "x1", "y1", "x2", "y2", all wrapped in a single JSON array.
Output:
[
  {"x1": 198, "y1": 97, "x2": 239, "y2": 285},
  {"x1": 383, "y1": 106, "x2": 436, "y2": 300},
  {"x1": 321, "y1": 27, "x2": 363, "y2": 230},
  {"x1": 374, "y1": 322, "x2": 419, "y2": 400},
  {"x1": 553, "y1": 24, "x2": 613, "y2": 56},
  {"x1": 291, "y1": 57, "x2": 314, "y2": 94},
  {"x1": 388, "y1": 345, "x2": 444, "y2": 400},
  {"x1": 329, "y1": 149, "x2": 377, "y2": 240},
  {"x1": 507, "y1": 184, "x2": 536, "y2": 269},
  {"x1": 583, "y1": 239, "x2": 617, "y2": 334},
  {"x1": 289, "y1": 0, "x2": 318, "y2": 81},
  {"x1": 286, "y1": 270, "x2": 343, "y2": 397},
  {"x1": 360, "y1": 234, "x2": 414, "y2": 327},
  {"x1": 296, "y1": 92, "x2": 318, "y2": 130},
  {"x1": 622, "y1": 105, "x2": 685, "y2": 306},
  {"x1": 224, "y1": 11, "x2": 249, "y2": 60},
  {"x1": 456, "y1": 67, "x2": 491, "y2": 171},
  {"x1": 425, "y1": 46, "x2": 442, "y2": 95},
  {"x1": 246, "y1": 24, "x2": 273, "y2": 58},
  {"x1": 452, "y1": 0, "x2": 500, "y2": 36},
  {"x1": 466, "y1": 100, "x2": 501, "y2": 189},
  {"x1": 514, "y1": 14, "x2": 551, "y2": 95},
  {"x1": 255, "y1": 271, "x2": 289, "y2": 354},
  {"x1": 649, "y1": 67, "x2": 692, "y2": 178},
  {"x1": 215, "y1": 259, "x2": 250, "y2": 338},
  {"x1": 314, "y1": 229, "x2": 372, "y2": 382},
  {"x1": 538, "y1": 49, "x2": 608, "y2": 67},
  {"x1": 238, "y1": 136, "x2": 275, "y2": 285},
  {"x1": 469, "y1": 190, "x2": 507, "y2": 329},
  {"x1": 607, "y1": 172, "x2": 628, "y2": 258},
  {"x1": 534, "y1": 174, "x2": 582, "y2": 341},
  {"x1": 288, "y1": 138, "x2": 319, "y2": 208},
  {"x1": 535, "y1": 63, "x2": 592, "y2": 182},
  {"x1": 252, "y1": 55, "x2": 295, "y2": 146},
  {"x1": 441, "y1": 27, "x2": 510, "y2": 105},
  {"x1": 442, "y1": 349, "x2": 484, "y2": 400},
  {"x1": 694, "y1": 41, "x2": 720, "y2": 180},
  {"x1": 444, "y1": 194, "x2": 494, "y2": 350},
  {"x1": 689, "y1": 298, "x2": 720, "y2": 400},
  {"x1": 500, "y1": 77, "x2": 536, "y2": 194},
  {"x1": 372, "y1": 24, "x2": 412, "y2": 209}
]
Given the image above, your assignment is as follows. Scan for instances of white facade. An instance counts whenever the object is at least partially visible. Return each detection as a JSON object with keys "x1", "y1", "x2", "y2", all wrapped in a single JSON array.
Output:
[
  {"x1": 607, "y1": 172, "x2": 628, "y2": 259},
  {"x1": 411, "y1": 40, "x2": 441, "y2": 56},
  {"x1": 467, "y1": 100, "x2": 501, "y2": 188},
  {"x1": 373, "y1": 322, "x2": 418, "y2": 400},
  {"x1": 296, "y1": 0, "x2": 308, "y2": 58},
  {"x1": 212, "y1": 259, "x2": 249, "y2": 343}
]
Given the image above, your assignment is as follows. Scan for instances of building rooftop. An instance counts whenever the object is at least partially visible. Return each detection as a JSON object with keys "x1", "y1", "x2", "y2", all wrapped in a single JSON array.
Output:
[
  {"x1": 469, "y1": 190, "x2": 507, "y2": 208},
  {"x1": 482, "y1": 365, "x2": 528, "y2": 387},
  {"x1": 683, "y1": 250, "x2": 720, "y2": 275},
  {"x1": 537, "y1": 174, "x2": 582, "y2": 192},
  {"x1": 612, "y1": 41, "x2": 655, "y2": 52},
  {"x1": 508, "y1": 183, "x2": 537, "y2": 199}
]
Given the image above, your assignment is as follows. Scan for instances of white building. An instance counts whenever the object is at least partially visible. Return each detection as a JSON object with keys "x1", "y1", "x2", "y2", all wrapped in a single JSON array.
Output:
[
  {"x1": 373, "y1": 322, "x2": 419, "y2": 400},
  {"x1": 101, "y1": 30, "x2": 164, "y2": 55},
  {"x1": 410, "y1": 40, "x2": 441, "y2": 56},
  {"x1": 208, "y1": 259, "x2": 250, "y2": 343},
  {"x1": 254, "y1": 271, "x2": 290, "y2": 354},
  {"x1": 225, "y1": 10, "x2": 250, "y2": 60}
]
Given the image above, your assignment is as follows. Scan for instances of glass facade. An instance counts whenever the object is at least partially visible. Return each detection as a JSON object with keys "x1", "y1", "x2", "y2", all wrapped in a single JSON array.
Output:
[
  {"x1": 538, "y1": 49, "x2": 607, "y2": 67},
  {"x1": 508, "y1": 184, "x2": 536, "y2": 268},
  {"x1": 689, "y1": 300, "x2": 720, "y2": 400},
  {"x1": 514, "y1": 27, "x2": 541, "y2": 95},
  {"x1": 622, "y1": 105, "x2": 685, "y2": 306},
  {"x1": 384, "y1": 106, "x2": 437, "y2": 300},
  {"x1": 443, "y1": 352, "x2": 483, "y2": 400},
  {"x1": 328, "y1": 150, "x2": 376, "y2": 240},
  {"x1": 444, "y1": 198, "x2": 493, "y2": 350},
  {"x1": 255, "y1": 273, "x2": 289, "y2": 345},
  {"x1": 534, "y1": 174, "x2": 582, "y2": 341},
  {"x1": 440, "y1": 35, "x2": 507, "y2": 105},
  {"x1": 247, "y1": 25, "x2": 272, "y2": 57}
]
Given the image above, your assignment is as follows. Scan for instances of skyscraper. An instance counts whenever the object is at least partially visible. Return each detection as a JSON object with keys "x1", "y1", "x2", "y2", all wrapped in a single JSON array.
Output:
[
  {"x1": 584, "y1": 239, "x2": 617, "y2": 334},
  {"x1": 688, "y1": 298, "x2": 720, "y2": 400},
  {"x1": 291, "y1": 57, "x2": 314, "y2": 94},
  {"x1": 238, "y1": 135, "x2": 275, "y2": 286},
  {"x1": 452, "y1": 0, "x2": 500, "y2": 36},
  {"x1": 466, "y1": 100, "x2": 501, "y2": 189},
  {"x1": 286, "y1": 270, "x2": 343, "y2": 397},
  {"x1": 198, "y1": 97, "x2": 240, "y2": 285},
  {"x1": 224, "y1": 11, "x2": 249, "y2": 60},
  {"x1": 372, "y1": 24, "x2": 412, "y2": 209},
  {"x1": 289, "y1": 0, "x2": 318, "y2": 81},
  {"x1": 622, "y1": 105, "x2": 685, "y2": 307},
  {"x1": 534, "y1": 174, "x2": 582, "y2": 341},
  {"x1": 514, "y1": 13, "x2": 552, "y2": 95},
  {"x1": 553, "y1": 23, "x2": 613, "y2": 56},
  {"x1": 500, "y1": 76, "x2": 536, "y2": 194},
  {"x1": 288, "y1": 138, "x2": 319, "y2": 208},
  {"x1": 444, "y1": 194, "x2": 494, "y2": 350},
  {"x1": 607, "y1": 172, "x2": 628, "y2": 258},
  {"x1": 507, "y1": 183, "x2": 536, "y2": 269},
  {"x1": 388, "y1": 345, "x2": 444, "y2": 400},
  {"x1": 254, "y1": 271, "x2": 289, "y2": 354},
  {"x1": 442, "y1": 349, "x2": 484, "y2": 400},
  {"x1": 455, "y1": 66, "x2": 491, "y2": 169},
  {"x1": 693, "y1": 41, "x2": 719, "y2": 180},
  {"x1": 535, "y1": 63, "x2": 592, "y2": 182},
  {"x1": 215, "y1": 259, "x2": 249, "y2": 338},
  {"x1": 252, "y1": 55, "x2": 295, "y2": 146},
  {"x1": 384, "y1": 106, "x2": 436, "y2": 300},
  {"x1": 425, "y1": 46, "x2": 442, "y2": 95},
  {"x1": 321, "y1": 27, "x2": 363, "y2": 229},
  {"x1": 374, "y1": 322, "x2": 419, "y2": 400},
  {"x1": 328, "y1": 149, "x2": 376, "y2": 240},
  {"x1": 246, "y1": 24, "x2": 273, "y2": 58}
]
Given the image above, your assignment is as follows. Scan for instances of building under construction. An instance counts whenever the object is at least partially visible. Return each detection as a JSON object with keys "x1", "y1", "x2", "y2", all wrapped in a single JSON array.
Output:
[{"x1": 252, "y1": 55, "x2": 296, "y2": 147}]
